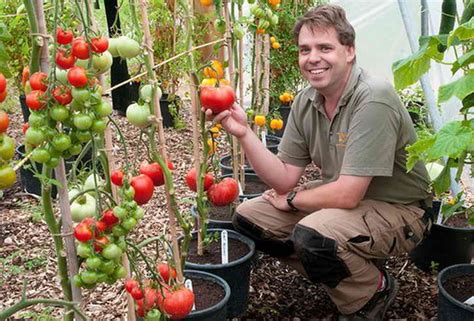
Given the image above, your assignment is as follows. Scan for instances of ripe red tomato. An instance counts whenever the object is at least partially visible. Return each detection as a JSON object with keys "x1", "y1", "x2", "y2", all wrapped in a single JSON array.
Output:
[
  {"x1": 130, "y1": 287, "x2": 144, "y2": 300},
  {"x1": 52, "y1": 86, "x2": 73, "y2": 105},
  {"x1": 67, "y1": 67, "x2": 88, "y2": 88},
  {"x1": 0, "y1": 73, "x2": 6, "y2": 93},
  {"x1": 156, "y1": 263, "x2": 177, "y2": 282},
  {"x1": 162, "y1": 287, "x2": 195, "y2": 320},
  {"x1": 0, "y1": 111, "x2": 8, "y2": 133},
  {"x1": 74, "y1": 222, "x2": 93, "y2": 242},
  {"x1": 91, "y1": 36, "x2": 109, "y2": 53},
  {"x1": 55, "y1": 49, "x2": 76, "y2": 70},
  {"x1": 207, "y1": 177, "x2": 239, "y2": 206},
  {"x1": 124, "y1": 279, "x2": 139, "y2": 293},
  {"x1": 94, "y1": 220, "x2": 108, "y2": 235},
  {"x1": 22, "y1": 122, "x2": 29, "y2": 135},
  {"x1": 142, "y1": 287, "x2": 159, "y2": 311},
  {"x1": 199, "y1": 85, "x2": 236, "y2": 115},
  {"x1": 29, "y1": 72, "x2": 48, "y2": 91},
  {"x1": 101, "y1": 209, "x2": 119, "y2": 226},
  {"x1": 110, "y1": 169, "x2": 124, "y2": 186},
  {"x1": 56, "y1": 27, "x2": 74, "y2": 45},
  {"x1": 139, "y1": 161, "x2": 174, "y2": 187},
  {"x1": 26, "y1": 90, "x2": 47, "y2": 110},
  {"x1": 71, "y1": 38, "x2": 90, "y2": 59},
  {"x1": 185, "y1": 168, "x2": 214, "y2": 192},
  {"x1": 130, "y1": 174, "x2": 155, "y2": 205},
  {"x1": 0, "y1": 91, "x2": 6, "y2": 103}
]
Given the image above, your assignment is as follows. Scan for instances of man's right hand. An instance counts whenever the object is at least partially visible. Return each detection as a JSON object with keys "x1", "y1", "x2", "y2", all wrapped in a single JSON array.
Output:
[{"x1": 204, "y1": 103, "x2": 249, "y2": 139}]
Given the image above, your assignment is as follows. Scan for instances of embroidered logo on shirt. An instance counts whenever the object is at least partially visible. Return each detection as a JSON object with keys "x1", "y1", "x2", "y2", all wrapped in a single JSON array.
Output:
[{"x1": 336, "y1": 131, "x2": 348, "y2": 148}]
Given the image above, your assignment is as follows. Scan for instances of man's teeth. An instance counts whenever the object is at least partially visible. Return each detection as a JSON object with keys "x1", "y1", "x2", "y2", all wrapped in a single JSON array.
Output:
[{"x1": 310, "y1": 69, "x2": 326, "y2": 74}]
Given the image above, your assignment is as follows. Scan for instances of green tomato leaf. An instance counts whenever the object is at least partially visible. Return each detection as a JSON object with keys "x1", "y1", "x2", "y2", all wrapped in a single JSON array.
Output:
[
  {"x1": 447, "y1": 17, "x2": 474, "y2": 46},
  {"x1": 0, "y1": 61, "x2": 11, "y2": 78},
  {"x1": 438, "y1": 70, "x2": 474, "y2": 103},
  {"x1": 426, "y1": 121, "x2": 472, "y2": 159}
]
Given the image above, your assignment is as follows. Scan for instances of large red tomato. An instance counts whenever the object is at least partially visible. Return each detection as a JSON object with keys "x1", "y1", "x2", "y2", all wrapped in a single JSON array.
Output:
[
  {"x1": 199, "y1": 85, "x2": 235, "y2": 115},
  {"x1": 130, "y1": 174, "x2": 155, "y2": 205},
  {"x1": 207, "y1": 177, "x2": 239, "y2": 206},
  {"x1": 91, "y1": 36, "x2": 109, "y2": 53},
  {"x1": 29, "y1": 72, "x2": 48, "y2": 91},
  {"x1": 162, "y1": 287, "x2": 195, "y2": 320},
  {"x1": 139, "y1": 160, "x2": 174, "y2": 186},
  {"x1": 156, "y1": 263, "x2": 177, "y2": 283},
  {"x1": 185, "y1": 168, "x2": 214, "y2": 192},
  {"x1": 72, "y1": 38, "x2": 90, "y2": 59},
  {"x1": 52, "y1": 86, "x2": 73, "y2": 105},
  {"x1": 26, "y1": 90, "x2": 47, "y2": 110},
  {"x1": 0, "y1": 73, "x2": 6, "y2": 93}
]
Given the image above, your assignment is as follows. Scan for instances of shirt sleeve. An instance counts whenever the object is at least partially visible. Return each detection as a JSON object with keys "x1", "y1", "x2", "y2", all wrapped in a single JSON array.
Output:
[
  {"x1": 277, "y1": 97, "x2": 312, "y2": 168},
  {"x1": 340, "y1": 102, "x2": 400, "y2": 177}
]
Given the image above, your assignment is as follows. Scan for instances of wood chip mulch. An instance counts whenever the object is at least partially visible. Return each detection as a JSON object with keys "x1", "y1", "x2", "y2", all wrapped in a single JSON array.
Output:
[{"x1": 0, "y1": 97, "x2": 440, "y2": 320}]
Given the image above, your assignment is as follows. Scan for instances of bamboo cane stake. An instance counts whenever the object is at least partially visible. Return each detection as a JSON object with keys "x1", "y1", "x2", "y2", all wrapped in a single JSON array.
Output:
[
  {"x1": 238, "y1": 5, "x2": 246, "y2": 190},
  {"x1": 262, "y1": 33, "x2": 270, "y2": 116},
  {"x1": 34, "y1": 0, "x2": 82, "y2": 315},
  {"x1": 138, "y1": 0, "x2": 184, "y2": 283},
  {"x1": 105, "y1": 38, "x2": 225, "y2": 94},
  {"x1": 85, "y1": 1, "x2": 136, "y2": 319}
]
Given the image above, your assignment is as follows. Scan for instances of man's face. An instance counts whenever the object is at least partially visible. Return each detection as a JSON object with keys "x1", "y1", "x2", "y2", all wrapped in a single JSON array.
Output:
[{"x1": 298, "y1": 25, "x2": 355, "y2": 96}]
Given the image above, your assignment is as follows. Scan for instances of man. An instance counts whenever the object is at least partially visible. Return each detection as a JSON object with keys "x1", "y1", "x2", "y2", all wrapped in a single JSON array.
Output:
[{"x1": 208, "y1": 4, "x2": 432, "y2": 320}]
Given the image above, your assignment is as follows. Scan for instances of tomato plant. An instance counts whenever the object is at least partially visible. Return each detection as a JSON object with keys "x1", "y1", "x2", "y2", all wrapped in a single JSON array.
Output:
[{"x1": 199, "y1": 85, "x2": 236, "y2": 115}]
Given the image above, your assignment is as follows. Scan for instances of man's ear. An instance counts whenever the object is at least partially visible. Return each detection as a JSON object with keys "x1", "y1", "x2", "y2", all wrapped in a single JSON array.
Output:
[{"x1": 346, "y1": 45, "x2": 356, "y2": 63}]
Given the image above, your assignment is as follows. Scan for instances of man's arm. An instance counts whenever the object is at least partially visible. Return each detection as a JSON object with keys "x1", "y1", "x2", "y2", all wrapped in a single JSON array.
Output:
[
  {"x1": 263, "y1": 175, "x2": 372, "y2": 212},
  {"x1": 212, "y1": 104, "x2": 305, "y2": 193}
]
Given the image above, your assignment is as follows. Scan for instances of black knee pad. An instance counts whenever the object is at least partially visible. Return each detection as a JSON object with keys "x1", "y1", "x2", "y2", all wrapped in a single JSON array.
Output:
[
  {"x1": 233, "y1": 212, "x2": 294, "y2": 257},
  {"x1": 292, "y1": 224, "x2": 351, "y2": 288}
]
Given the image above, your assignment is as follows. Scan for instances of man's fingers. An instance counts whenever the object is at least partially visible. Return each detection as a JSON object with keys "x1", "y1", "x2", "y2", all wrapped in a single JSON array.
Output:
[{"x1": 213, "y1": 110, "x2": 230, "y2": 123}]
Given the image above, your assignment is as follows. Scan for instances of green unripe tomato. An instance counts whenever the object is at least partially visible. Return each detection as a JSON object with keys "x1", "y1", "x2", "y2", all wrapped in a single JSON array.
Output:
[
  {"x1": 112, "y1": 225, "x2": 127, "y2": 237},
  {"x1": 25, "y1": 127, "x2": 45, "y2": 146},
  {"x1": 99, "y1": 260, "x2": 116, "y2": 274},
  {"x1": 113, "y1": 206, "x2": 127, "y2": 219},
  {"x1": 76, "y1": 242, "x2": 93, "y2": 258},
  {"x1": 46, "y1": 156, "x2": 60, "y2": 168},
  {"x1": 74, "y1": 130, "x2": 92, "y2": 143},
  {"x1": 86, "y1": 256, "x2": 103, "y2": 270},
  {"x1": 133, "y1": 207, "x2": 145, "y2": 220},
  {"x1": 80, "y1": 270, "x2": 98, "y2": 285},
  {"x1": 126, "y1": 103, "x2": 151, "y2": 128},
  {"x1": 72, "y1": 87, "x2": 91, "y2": 103},
  {"x1": 69, "y1": 144, "x2": 82, "y2": 156},
  {"x1": 91, "y1": 118, "x2": 107, "y2": 134},
  {"x1": 93, "y1": 100, "x2": 113, "y2": 117},
  {"x1": 0, "y1": 135, "x2": 15, "y2": 161},
  {"x1": 73, "y1": 113, "x2": 93, "y2": 130},
  {"x1": 101, "y1": 244, "x2": 123, "y2": 260},
  {"x1": 50, "y1": 105, "x2": 70, "y2": 122},
  {"x1": 31, "y1": 147, "x2": 51, "y2": 163},
  {"x1": 121, "y1": 217, "x2": 137, "y2": 231},
  {"x1": 116, "y1": 36, "x2": 141, "y2": 59},
  {"x1": 113, "y1": 265, "x2": 127, "y2": 279},
  {"x1": 52, "y1": 133, "x2": 72, "y2": 152},
  {"x1": 108, "y1": 38, "x2": 120, "y2": 57},
  {"x1": 28, "y1": 112, "x2": 45, "y2": 128},
  {"x1": 72, "y1": 274, "x2": 84, "y2": 288}
]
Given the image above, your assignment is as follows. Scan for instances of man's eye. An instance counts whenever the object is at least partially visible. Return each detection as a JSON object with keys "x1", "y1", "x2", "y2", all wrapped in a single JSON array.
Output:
[
  {"x1": 321, "y1": 47, "x2": 331, "y2": 52},
  {"x1": 300, "y1": 48, "x2": 310, "y2": 54}
]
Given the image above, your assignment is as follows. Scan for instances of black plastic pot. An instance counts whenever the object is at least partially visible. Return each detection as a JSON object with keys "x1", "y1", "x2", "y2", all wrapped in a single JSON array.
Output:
[
  {"x1": 438, "y1": 264, "x2": 474, "y2": 321},
  {"x1": 265, "y1": 134, "x2": 281, "y2": 154},
  {"x1": 409, "y1": 202, "x2": 474, "y2": 272},
  {"x1": 183, "y1": 229, "x2": 256, "y2": 318},
  {"x1": 19, "y1": 95, "x2": 29, "y2": 123},
  {"x1": 159, "y1": 93, "x2": 178, "y2": 128},
  {"x1": 274, "y1": 105, "x2": 291, "y2": 138},
  {"x1": 191, "y1": 205, "x2": 235, "y2": 231},
  {"x1": 16, "y1": 145, "x2": 93, "y2": 198},
  {"x1": 219, "y1": 154, "x2": 254, "y2": 176},
  {"x1": 183, "y1": 270, "x2": 231, "y2": 321}
]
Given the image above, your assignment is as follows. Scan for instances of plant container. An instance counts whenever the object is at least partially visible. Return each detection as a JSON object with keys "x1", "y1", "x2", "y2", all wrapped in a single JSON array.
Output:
[
  {"x1": 182, "y1": 229, "x2": 256, "y2": 318},
  {"x1": 274, "y1": 104, "x2": 290, "y2": 137},
  {"x1": 191, "y1": 204, "x2": 235, "y2": 231},
  {"x1": 438, "y1": 264, "x2": 474, "y2": 321}
]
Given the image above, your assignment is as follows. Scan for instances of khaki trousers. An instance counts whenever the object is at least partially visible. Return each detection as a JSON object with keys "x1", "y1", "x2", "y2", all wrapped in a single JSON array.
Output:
[{"x1": 234, "y1": 181, "x2": 428, "y2": 314}]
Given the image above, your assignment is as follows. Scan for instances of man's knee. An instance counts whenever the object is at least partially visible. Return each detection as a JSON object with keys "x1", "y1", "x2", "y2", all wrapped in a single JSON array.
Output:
[
  {"x1": 292, "y1": 224, "x2": 351, "y2": 288},
  {"x1": 233, "y1": 203, "x2": 294, "y2": 257}
]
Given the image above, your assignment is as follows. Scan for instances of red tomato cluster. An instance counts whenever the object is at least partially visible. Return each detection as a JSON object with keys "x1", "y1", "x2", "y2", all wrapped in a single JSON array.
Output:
[
  {"x1": 0, "y1": 107, "x2": 17, "y2": 190},
  {"x1": 111, "y1": 160, "x2": 174, "y2": 205},
  {"x1": 185, "y1": 168, "x2": 238, "y2": 206},
  {"x1": 125, "y1": 272, "x2": 194, "y2": 320}
]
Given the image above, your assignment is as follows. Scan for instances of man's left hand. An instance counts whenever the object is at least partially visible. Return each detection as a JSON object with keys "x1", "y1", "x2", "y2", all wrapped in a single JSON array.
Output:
[{"x1": 262, "y1": 189, "x2": 292, "y2": 212}]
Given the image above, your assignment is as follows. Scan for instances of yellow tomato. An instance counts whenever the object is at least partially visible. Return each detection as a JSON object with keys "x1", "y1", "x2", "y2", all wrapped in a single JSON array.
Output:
[
  {"x1": 207, "y1": 138, "x2": 217, "y2": 154},
  {"x1": 215, "y1": 123, "x2": 222, "y2": 130},
  {"x1": 270, "y1": 36, "x2": 276, "y2": 43},
  {"x1": 209, "y1": 126, "x2": 220, "y2": 138},
  {"x1": 219, "y1": 79, "x2": 231, "y2": 86},
  {"x1": 268, "y1": 0, "x2": 280, "y2": 6},
  {"x1": 272, "y1": 42, "x2": 281, "y2": 49},
  {"x1": 203, "y1": 60, "x2": 224, "y2": 79},
  {"x1": 254, "y1": 114, "x2": 266, "y2": 127},
  {"x1": 200, "y1": 0, "x2": 213, "y2": 6},
  {"x1": 270, "y1": 118, "x2": 284, "y2": 130},
  {"x1": 279, "y1": 92, "x2": 293, "y2": 104},
  {"x1": 201, "y1": 78, "x2": 218, "y2": 86}
]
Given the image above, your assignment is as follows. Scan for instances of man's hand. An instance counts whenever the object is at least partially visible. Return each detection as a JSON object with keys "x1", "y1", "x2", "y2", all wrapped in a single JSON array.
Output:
[
  {"x1": 204, "y1": 103, "x2": 249, "y2": 139},
  {"x1": 262, "y1": 189, "x2": 292, "y2": 212}
]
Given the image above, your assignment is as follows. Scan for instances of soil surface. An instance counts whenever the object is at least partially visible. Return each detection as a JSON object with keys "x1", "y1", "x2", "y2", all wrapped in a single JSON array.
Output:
[
  {"x1": 442, "y1": 275, "x2": 474, "y2": 304},
  {"x1": 0, "y1": 97, "x2": 471, "y2": 320},
  {"x1": 242, "y1": 179, "x2": 269, "y2": 196},
  {"x1": 190, "y1": 277, "x2": 226, "y2": 311},
  {"x1": 187, "y1": 238, "x2": 250, "y2": 265}
]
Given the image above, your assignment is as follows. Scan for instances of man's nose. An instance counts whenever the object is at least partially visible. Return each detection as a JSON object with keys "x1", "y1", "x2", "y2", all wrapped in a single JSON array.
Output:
[{"x1": 308, "y1": 50, "x2": 321, "y2": 63}]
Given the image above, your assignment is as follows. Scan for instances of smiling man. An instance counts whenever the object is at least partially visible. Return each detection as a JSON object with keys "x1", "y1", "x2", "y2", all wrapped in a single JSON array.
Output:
[{"x1": 210, "y1": 4, "x2": 433, "y2": 320}]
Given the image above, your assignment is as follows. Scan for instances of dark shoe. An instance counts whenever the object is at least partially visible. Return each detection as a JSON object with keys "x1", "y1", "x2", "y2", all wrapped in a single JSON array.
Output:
[{"x1": 338, "y1": 271, "x2": 399, "y2": 321}]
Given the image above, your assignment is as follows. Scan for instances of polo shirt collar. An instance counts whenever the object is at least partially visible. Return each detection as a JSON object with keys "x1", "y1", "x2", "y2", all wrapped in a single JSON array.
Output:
[{"x1": 303, "y1": 63, "x2": 362, "y2": 109}]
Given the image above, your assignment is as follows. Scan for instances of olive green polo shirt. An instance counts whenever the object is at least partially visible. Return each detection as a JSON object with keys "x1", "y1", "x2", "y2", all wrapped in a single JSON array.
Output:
[{"x1": 278, "y1": 65, "x2": 431, "y2": 204}]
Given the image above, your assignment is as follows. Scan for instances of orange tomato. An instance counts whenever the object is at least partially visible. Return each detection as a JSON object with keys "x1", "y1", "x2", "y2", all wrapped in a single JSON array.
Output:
[
  {"x1": 200, "y1": 0, "x2": 213, "y2": 6},
  {"x1": 254, "y1": 114, "x2": 266, "y2": 127},
  {"x1": 270, "y1": 118, "x2": 284, "y2": 130},
  {"x1": 256, "y1": 28, "x2": 266, "y2": 35},
  {"x1": 272, "y1": 42, "x2": 281, "y2": 49}
]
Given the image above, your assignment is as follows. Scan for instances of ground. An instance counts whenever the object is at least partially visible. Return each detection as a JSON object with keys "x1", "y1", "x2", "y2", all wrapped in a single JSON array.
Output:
[{"x1": 0, "y1": 99, "x2": 442, "y2": 320}]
